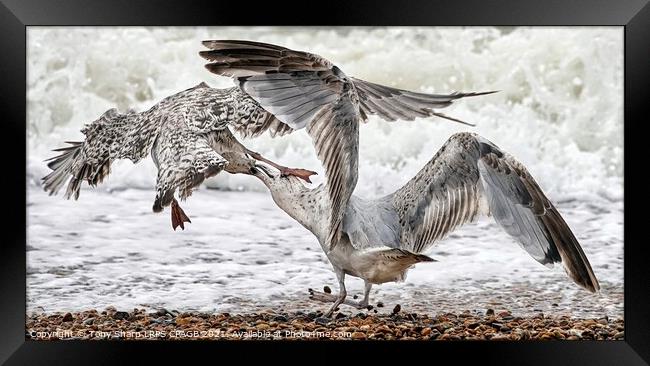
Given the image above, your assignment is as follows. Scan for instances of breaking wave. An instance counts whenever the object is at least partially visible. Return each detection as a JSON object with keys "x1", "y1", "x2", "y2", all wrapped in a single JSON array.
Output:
[{"x1": 27, "y1": 26, "x2": 623, "y2": 203}]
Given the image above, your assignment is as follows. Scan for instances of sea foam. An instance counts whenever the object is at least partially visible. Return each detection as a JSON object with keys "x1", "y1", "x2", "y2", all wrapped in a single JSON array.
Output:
[{"x1": 27, "y1": 27, "x2": 623, "y2": 203}]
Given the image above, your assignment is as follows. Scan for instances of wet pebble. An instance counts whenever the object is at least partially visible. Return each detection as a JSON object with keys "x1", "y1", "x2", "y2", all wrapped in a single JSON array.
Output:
[
  {"x1": 113, "y1": 311, "x2": 129, "y2": 320},
  {"x1": 273, "y1": 315, "x2": 288, "y2": 322},
  {"x1": 314, "y1": 317, "x2": 330, "y2": 326}
]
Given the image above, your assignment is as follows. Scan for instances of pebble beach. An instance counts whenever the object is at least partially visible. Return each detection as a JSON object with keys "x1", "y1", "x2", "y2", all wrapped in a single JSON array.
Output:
[{"x1": 26, "y1": 304, "x2": 624, "y2": 341}]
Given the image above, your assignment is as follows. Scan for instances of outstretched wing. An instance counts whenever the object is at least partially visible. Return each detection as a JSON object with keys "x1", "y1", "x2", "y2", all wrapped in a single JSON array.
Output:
[
  {"x1": 200, "y1": 40, "x2": 360, "y2": 250},
  {"x1": 352, "y1": 78, "x2": 496, "y2": 125},
  {"x1": 42, "y1": 108, "x2": 161, "y2": 200},
  {"x1": 390, "y1": 132, "x2": 600, "y2": 293},
  {"x1": 391, "y1": 133, "x2": 484, "y2": 254}
]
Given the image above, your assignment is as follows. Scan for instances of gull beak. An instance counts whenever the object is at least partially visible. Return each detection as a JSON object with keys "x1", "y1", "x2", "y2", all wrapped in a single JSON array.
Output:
[{"x1": 253, "y1": 163, "x2": 273, "y2": 178}]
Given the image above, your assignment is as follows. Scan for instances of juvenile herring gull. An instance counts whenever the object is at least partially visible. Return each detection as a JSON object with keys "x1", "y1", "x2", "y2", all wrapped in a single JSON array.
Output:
[
  {"x1": 242, "y1": 132, "x2": 600, "y2": 317},
  {"x1": 42, "y1": 82, "x2": 311, "y2": 230},
  {"x1": 199, "y1": 40, "x2": 496, "y2": 252}
]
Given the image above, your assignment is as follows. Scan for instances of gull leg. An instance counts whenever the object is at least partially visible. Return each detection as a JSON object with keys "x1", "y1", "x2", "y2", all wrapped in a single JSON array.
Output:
[
  {"x1": 324, "y1": 269, "x2": 347, "y2": 317},
  {"x1": 171, "y1": 198, "x2": 191, "y2": 231},
  {"x1": 245, "y1": 149, "x2": 317, "y2": 183},
  {"x1": 344, "y1": 281, "x2": 372, "y2": 309},
  {"x1": 356, "y1": 281, "x2": 373, "y2": 308},
  {"x1": 309, "y1": 281, "x2": 374, "y2": 310}
]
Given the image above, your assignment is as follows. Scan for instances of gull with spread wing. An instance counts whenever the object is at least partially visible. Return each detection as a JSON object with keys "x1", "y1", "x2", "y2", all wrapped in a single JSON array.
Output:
[
  {"x1": 237, "y1": 132, "x2": 600, "y2": 317},
  {"x1": 199, "y1": 40, "x2": 496, "y2": 252},
  {"x1": 42, "y1": 81, "x2": 311, "y2": 230}
]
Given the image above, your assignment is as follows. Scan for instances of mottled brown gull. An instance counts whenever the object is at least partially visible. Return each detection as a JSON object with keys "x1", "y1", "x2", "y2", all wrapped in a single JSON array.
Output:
[{"x1": 42, "y1": 81, "x2": 314, "y2": 230}]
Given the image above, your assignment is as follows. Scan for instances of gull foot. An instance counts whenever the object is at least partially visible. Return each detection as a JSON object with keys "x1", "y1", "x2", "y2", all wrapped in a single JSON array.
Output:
[
  {"x1": 280, "y1": 167, "x2": 318, "y2": 184},
  {"x1": 309, "y1": 288, "x2": 338, "y2": 303},
  {"x1": 308, "y1": 289, "x2": 372, "y2": 311},
  {"x1": 171, "y1": 198, "x2": 191, "y2": 231}
]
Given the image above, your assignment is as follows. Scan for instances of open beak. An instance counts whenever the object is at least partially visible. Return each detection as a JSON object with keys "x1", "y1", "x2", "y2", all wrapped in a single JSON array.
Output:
[{"x1": 252, "y1": 163, "x2": 274, "y2": 178}]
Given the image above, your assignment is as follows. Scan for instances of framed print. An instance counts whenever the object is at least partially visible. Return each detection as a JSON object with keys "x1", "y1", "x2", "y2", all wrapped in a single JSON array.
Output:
[{"x1": 2, "y1": 0, "x2": 649, "y2": 364}]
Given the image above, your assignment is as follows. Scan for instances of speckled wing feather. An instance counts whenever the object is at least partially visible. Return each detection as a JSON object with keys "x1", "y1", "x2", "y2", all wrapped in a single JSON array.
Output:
[
  {"x1": 390, "y1": 132, "x2": 600, "y2": 293},
  {"x1": 231, "y1": 111, "x2": 294, "y2": 138},
  {"x1": 42, "y1": 108, "x2": 162, "y2": 200},
  {"x1": 168, "y1": 82, "x2": 294, "y2": 139},
  {"x1": 200, "y1": 40, "x2": 360, "y2": 250}
]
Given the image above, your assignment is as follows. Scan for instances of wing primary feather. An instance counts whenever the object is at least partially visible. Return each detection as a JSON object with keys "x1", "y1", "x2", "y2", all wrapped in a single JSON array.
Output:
[{"x1": 390, "y1": 132, "x2": 599, "y2": 293}]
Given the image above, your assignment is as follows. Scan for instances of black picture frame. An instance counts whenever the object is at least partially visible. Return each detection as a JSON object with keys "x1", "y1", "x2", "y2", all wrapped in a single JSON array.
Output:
[{"x1": 2, "y1": 0, "x2": 648, "y2": 364}]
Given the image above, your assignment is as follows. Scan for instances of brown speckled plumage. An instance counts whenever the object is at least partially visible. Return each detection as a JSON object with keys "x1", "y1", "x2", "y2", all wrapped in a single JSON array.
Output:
[{"x1": 43, "y1": 82, "x2": 291, "y2": 213}]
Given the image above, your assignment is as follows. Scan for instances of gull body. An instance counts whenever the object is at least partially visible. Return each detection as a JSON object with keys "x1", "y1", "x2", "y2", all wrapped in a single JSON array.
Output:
[{"x1": 245, "y1": 132, "x2": 600, "y2": 316}]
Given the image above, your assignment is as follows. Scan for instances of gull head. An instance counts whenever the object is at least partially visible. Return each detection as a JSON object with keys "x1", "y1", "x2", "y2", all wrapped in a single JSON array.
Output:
[{"x1": 222, "y1": 152, "x2": 257, "y2": 175}]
